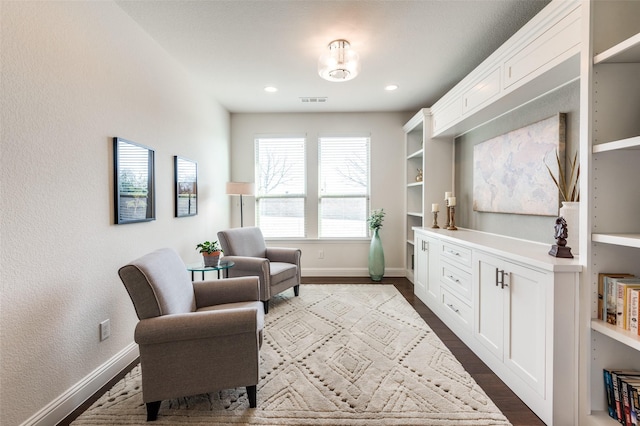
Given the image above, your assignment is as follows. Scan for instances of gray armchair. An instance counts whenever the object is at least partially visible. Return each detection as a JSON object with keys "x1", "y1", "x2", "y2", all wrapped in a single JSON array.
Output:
[
  {"x1": 118, "y1": 248, "x2": 264, "y2": 421},
  {"x1": 217, "y1": 227, "x2": 301, "y2": 313}
]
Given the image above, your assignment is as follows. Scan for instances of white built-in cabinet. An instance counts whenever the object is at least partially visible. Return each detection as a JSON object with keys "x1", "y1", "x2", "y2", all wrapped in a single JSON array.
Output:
[
  {"x1": 580, "y1": 2, "x2": 640, "y2": 425},
  {"x1": 475, "y1": 252, "x2": 546, "y2": 398},
  {"x1": 403, "y1": 110, "x2": 452, "y2": 283},
  {"x1": 405, "y1": 1, "x2": 640, "y2": 423},
  {"x1": 414, "y1": 233, "x2": 440, "y2": 307},
  {"x1": 430, "y1": 0, "x2": 581, "y2": 138},
  {"x1": 413, "y1": 228, "x2": 581, "y2": 425}
]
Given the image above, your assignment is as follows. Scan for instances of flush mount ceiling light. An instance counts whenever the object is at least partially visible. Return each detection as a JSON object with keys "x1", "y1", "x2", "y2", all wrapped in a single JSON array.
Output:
[{"x1": 318, "y1": 39, "x2": 360, "y2": 82}]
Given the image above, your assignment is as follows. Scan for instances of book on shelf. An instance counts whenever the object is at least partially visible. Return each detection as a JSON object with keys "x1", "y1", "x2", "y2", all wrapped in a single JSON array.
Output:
[
  {"x1": 616, "y1": 279, "x2": 640, "y2": 329},
  {"x1": 630, "y1": 288, "x2": 640, "y2": 336},
  {"x1": 619, "y1": 378, "x2": 640, "y2": 426},
  {"x1": 599, "y1": 273, "x2": 634, "y2": 321},
  {"x1": 624, "y1": 379, "x2": 640, "y2": 426},
  {"x1": 604, "y1": 369, "x2": 617, "y2": 419},
  {"x1": 632, "y1": 383, "x2": 640, "y2": 426},
  {"x1": 605, "y1": 369, "x2": 640, "y2": 424}
]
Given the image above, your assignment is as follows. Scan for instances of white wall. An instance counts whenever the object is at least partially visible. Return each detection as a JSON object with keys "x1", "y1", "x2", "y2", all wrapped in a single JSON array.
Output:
[
  {"x1": 230, "y1": 112, "x2": 411, "y2": 276},
  {"x1": 0, "y1": 2, "x2": 231, "y2": 425}
]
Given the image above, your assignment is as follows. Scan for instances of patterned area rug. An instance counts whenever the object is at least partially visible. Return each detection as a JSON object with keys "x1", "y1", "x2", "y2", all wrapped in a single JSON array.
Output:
[{"x1": 72, "y1": 285, "x2": 510, "y2": 425}]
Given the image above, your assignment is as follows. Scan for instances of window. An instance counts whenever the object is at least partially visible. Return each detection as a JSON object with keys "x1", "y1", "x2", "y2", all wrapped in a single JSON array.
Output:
[
  {"x1": 255, "y1": 137, "x2": 306, "y2": 238},
  {"x1": 319, "y1": 136, "x2": 370, "y2": 238}
]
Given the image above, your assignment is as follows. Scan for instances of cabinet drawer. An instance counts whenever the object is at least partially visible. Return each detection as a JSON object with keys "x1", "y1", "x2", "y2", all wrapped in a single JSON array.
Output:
[
  {"x1": 440, "y1": 261, "x2": 472, "y2": 302},
  {"x1": 441, "y1": 288, "x2": 473, "y2": 331},
  {"x1": 462, "y1": 67, "x2": 501, "y2": 115},
  {"x1": 432, "y1": 97, "x2": 462, "y2": 135},
  {"x1": 504, "y1": 6, "x2": 580, "y2": 89},
  {"x1": 440, "y1": 241, "x2": 472, "y2": 268}
]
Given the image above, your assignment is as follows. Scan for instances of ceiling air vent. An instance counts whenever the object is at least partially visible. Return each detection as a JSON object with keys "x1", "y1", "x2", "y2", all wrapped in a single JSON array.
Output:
[{"x1": 300, "y1": 97, "x2": 327, "y2": 103}]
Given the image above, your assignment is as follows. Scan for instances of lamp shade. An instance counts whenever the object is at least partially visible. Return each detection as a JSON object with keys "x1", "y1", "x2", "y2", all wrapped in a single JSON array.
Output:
[
  {"x1": 226, "y1": 182, "x2": 255, "y2": 195},
  {"x1": 318, "y1": 39, "x2": 360, "y2": 82}
]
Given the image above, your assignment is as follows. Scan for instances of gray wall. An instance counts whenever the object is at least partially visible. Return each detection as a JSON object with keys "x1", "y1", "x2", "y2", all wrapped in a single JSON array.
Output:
[{"x1": 454, "y1": 80, "x2": 580, "y2": 244}]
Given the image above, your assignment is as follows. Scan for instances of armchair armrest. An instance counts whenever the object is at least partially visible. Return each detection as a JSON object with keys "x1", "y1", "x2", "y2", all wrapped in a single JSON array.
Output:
[
  {"x1": 221, "y1": 255, "x2": 269, "y2": 275},
  {"x1": 193, "y1": 276, "x2": 260, "y2": 308},
  {"x1": 266, "y1": 247, "x2": 301, "y2": 264},
  {"x1": 135, "y1": 308, "x2": 259, "y2": 345}
]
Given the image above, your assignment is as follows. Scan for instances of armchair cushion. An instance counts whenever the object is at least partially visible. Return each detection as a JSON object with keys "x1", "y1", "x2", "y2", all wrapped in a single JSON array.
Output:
[
  {"x1": 217, "y1": 227, "x2": 267, "y2": 258},
  {"x1": 119, "y1": 248, "x2": 195, "y2": 319},
  {"x1": 270, "y1": 262, "x2": 297, "y2": 284}
]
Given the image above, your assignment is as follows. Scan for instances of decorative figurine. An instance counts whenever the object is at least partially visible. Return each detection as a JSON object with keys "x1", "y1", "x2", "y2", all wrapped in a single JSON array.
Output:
[
  {"x1": 548, "y1": 216, "x2": 573, "y2": 258},
  {"x1": 416, "y1": 168, "x2": 423, "y2": 182}
]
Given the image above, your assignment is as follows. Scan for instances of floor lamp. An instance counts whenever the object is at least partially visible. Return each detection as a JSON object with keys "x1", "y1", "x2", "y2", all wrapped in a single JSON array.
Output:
[{"x1": 226, "y1": 182, "x2": 255, "y2": 227}]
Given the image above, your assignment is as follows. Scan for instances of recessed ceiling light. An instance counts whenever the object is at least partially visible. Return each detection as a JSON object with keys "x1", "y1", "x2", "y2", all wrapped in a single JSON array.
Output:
[
  {"x1": 264, "y1": 86, "x2": 278, "y2": 93},
  {"x1": 385, "y1": 84, "x2": 399, "y2": 91}
]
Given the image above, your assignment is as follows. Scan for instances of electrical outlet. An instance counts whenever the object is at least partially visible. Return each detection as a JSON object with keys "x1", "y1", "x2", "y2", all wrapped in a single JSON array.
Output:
[
  {"x1": 100, "y1": 319, "x2": 111, "y2": 341},
  {"x1": 318, "y1": 249, "x2": 324, "y2": 259}
]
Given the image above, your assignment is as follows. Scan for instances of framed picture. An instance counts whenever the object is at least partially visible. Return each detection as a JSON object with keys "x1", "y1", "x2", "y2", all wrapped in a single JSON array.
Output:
[
  {"x1": 174, "y1": 156, "x2": 198, "y2": 217},
  {"x1": 473, "y1": 113, "x2": 565, "y2": 216},
  {"x1": 113, "y1": 137, "x2": 155, "y2": 224}
]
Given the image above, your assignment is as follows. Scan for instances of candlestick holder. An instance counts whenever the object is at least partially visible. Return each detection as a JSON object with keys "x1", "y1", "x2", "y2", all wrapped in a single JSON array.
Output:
[
  {"x1": 447, "y1": 206, "x2": 458, "y2": 230},
  {"x1": 431, "y1": 211, "x2": 439, "y2": 228},
  {"x1": 445, "y1": 204, "x2": 451, "y2": 228}
]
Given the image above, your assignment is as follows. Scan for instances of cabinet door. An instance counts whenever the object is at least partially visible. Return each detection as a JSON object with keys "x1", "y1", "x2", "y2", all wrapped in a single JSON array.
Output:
[
  {"x1": 475, "y1": 252, "x2": 547, "y2": 397},
  {"x1": 503, "y1": 259, "x2": 546, "y2": 397},
  {"x1": 426, "y1": 237, "x2": 441, "y2": 304},
  {"x1": 476, "y1": 254, "x2": 505, "y2": 360},
  {"x1": 413, "y1": 234, "x2": 428, "y2": 302},
  {"x1": 414, "y1": 234, "x2": 440, "y2": 306}
]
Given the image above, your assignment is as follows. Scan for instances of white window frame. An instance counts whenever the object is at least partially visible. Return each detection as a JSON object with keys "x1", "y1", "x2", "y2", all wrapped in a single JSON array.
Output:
[
  {"x1": 254, "y1": 136, "x2": 306, "y2": 238},
  {"x1": 318, "y1": 136, "x2": 371, "y2": 239}
]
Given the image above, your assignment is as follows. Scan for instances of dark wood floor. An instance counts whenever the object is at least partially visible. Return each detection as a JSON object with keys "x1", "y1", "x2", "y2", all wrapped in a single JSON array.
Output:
[{"x1": 60, "y1": 277, "x2": 544, "y2": 425}]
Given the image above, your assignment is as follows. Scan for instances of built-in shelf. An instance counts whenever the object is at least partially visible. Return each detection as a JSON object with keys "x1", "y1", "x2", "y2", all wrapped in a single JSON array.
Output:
[
  {"x1": 407, "y1": 149, "x2": 424, "y2": 159},
  {"x1": 593, "y1": 135, "x2": 640, "y2": 153},
  {"x1": 407, "y1": 212, "x2": 423, "y2": 218},
  {"x1": 594, "y1": 32, "x2": 640, "y2": 64},
  {"x1": 591, "y1": 319, "x2": 640, "y2": 351},
  {"x1": 591, "y1": 233, "x2": 640, "y2": 248},
  {"x1": 407, "y1": 239, "x2": 415, "y2": 246},
  {"x1": 407, "y1": 182, "x2": 423, "y2": 187}
]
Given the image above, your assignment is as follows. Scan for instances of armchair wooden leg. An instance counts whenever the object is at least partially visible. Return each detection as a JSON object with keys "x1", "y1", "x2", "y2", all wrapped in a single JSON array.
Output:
[
  {"x1": 247, "y1": 385, "x2": 257, "y2": 408},
  {"x1": 262, "y1": 300, "x2": 269, "y2": 314},
  {"x1": 146, "y1": 401, "x2": 161, "y2": 421},
  {"x1": 294, "y1": 284, "x2": 300, "y2": 296}
]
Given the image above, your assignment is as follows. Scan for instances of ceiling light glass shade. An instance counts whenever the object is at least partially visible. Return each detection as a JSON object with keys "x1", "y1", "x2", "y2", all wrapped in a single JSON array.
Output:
[{"x1": 318, "y1": 39, "x2": 360, "y2": 82}]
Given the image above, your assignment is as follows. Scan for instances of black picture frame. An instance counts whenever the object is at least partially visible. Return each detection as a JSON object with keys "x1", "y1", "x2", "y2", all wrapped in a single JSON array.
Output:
[
  {"x1": 174, "y1": 156, "x2": 198, "y2": 217},
  {"x1": 113, "y1": 137, "x2": 155, "y2": 224}
]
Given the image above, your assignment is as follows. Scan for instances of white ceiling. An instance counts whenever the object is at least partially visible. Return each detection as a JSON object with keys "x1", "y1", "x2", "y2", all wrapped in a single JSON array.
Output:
[{"x1": 116, "y1": 0, "x2": 549, "y2": 113}]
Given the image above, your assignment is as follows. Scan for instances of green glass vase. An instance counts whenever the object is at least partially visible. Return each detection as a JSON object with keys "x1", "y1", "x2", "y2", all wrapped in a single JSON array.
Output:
[{"x1": 368, "y1": 228, "x2": 385, "y2": 281}]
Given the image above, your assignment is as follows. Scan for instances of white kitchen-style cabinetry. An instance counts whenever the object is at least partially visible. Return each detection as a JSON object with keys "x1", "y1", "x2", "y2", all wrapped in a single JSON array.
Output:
[
  {"x1": 413, "y1": 228, "x2": 581, "y2": 425},
  {"x1": 579, "y1": 1, "x2": 640, "y2": 424}
]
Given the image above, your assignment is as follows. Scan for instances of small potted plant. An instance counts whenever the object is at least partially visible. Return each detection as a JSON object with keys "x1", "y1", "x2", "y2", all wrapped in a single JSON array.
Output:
[{"x1": 196, "y1": 240, "x2": 223, "y2": 267}]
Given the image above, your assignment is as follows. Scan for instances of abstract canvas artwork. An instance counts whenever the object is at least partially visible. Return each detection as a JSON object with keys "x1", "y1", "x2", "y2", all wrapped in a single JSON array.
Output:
[{"x1": 473, "y1": 113, "x2": 565, "y2": 216}]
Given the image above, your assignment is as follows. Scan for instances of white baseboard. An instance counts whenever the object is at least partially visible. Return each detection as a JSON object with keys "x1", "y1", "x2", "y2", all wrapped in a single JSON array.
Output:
[
  {"x1": 301, "y1": 267, "x2": 406, "y2": 277},
  {"x1": 21, "y1": 342, "x2": 139, "y2": 426}
]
